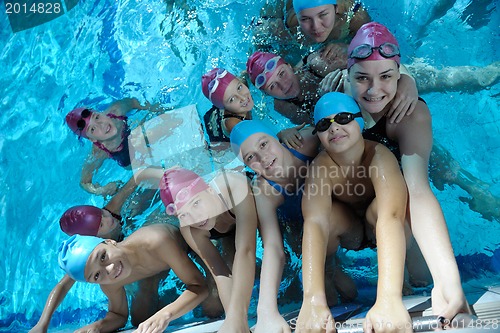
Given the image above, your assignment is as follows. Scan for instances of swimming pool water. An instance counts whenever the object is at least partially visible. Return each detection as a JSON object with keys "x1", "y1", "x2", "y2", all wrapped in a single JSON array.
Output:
[{"x1": 0, "y1": 0, "x2": 499, "y2": 331}]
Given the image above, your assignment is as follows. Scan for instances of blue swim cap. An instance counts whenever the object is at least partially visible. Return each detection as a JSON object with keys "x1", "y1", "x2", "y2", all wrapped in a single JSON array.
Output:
[
  {"x1": 314, "y1": 92, "x2": 364, "y2": 131},
  {"x1": 230, "y1": 120, "x2": 277, "y2": 157},
  {"x1": 58, "y1": 234, "x2": 104, "y2": 282},
  {"x1": 293, "y1": 0, "x2": 336, "y2": 15}
]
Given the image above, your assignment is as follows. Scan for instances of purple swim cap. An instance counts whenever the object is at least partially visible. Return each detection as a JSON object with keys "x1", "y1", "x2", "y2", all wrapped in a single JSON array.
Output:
[
  {"x1": 347, "y1": 22, "x2": 400, "y2": 69},
  {"x1": 66, "y1": 107, "x2": 93, "y2": 139},
  {"x1": 159, "y1": 168, "x2": 209, "y2": 216},
  {"x1": 246, "y1": 51, "x2": 286, "y2": 89},
  {"x1": 60, "y1": 205, "x2": 102, "y2": 236},
  {"x1": 201, "y1": 68, "x2": 237, "y2": 109}
]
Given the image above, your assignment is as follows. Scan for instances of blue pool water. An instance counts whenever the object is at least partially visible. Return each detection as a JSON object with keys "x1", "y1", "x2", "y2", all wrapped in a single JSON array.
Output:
[{"x1": 0, "y1": 0, "x2": 499, "y2": 331}]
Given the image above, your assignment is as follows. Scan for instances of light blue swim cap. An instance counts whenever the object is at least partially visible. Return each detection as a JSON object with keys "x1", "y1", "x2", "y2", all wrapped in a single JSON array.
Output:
[
  {"x1": 58, "y1": 234, "x2": 104, "y2": 282},
  {"x1": 293, "y1": 0, "x2": 337, "y2": 15},
  {"x1": 230, "y1": 120, "x2": 277, "y2": 157},
  {"x1": 314, "y1": 92, "x2": 364, "y2": 131}
]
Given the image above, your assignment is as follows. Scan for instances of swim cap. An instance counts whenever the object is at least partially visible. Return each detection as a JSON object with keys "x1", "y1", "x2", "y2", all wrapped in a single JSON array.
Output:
[
  {"x1": 201, "y1": 68, "x2": 237, "y2": 109},
  {"x1": 347, "y1": 22, "x2": 400, "y2": 69},
  {"x1": 230, "y1": 120, "x2": 278, "y2": 157},
  {"x1": 314, "y1": 92, "x2": 364, "y2": 130},
  {"x1": 159, "y1": 168, "x2": 209, "y2": 215},
  {"x1": 60, "y1": 205, "x2": 102, "y2": 236},
  {"x1": 65, "y1": 107, "x2": 94, "y2": 139},
  {"x1": 246, "y1": 51, "x2": 286, "y2": 88},
  {"x1": 293, "y1": 0, "x2": 336, "y2": 16},
  {"x1": 58, "y1": 234, "x2": 103, "y2": 282}
]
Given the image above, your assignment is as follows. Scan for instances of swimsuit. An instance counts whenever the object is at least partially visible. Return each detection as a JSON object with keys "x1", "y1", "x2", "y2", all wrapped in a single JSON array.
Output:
[
  {"x1": 203, "y1": 106, "x2": 229, "y2": 143},
  {"x1": 208, "y1": 171, "x2": 237, "y2": 240},
  {"x1": 203, "y1": 106, "x2": 252, "y2": 143},
  {"x1": 94, "y1": 114, "x2": 132, "y2": 167},
  {"x1": 362, "y1": 97, "x2": 427, "y2": 162},
  {"x1": 362, "y1": 115, "x2": 401, "y2": 160}
]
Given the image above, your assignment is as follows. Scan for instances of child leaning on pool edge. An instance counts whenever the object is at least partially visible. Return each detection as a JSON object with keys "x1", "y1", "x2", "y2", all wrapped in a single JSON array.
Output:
[{"x1": 346, "y1": 21, "x2": 471, "y2": 321}]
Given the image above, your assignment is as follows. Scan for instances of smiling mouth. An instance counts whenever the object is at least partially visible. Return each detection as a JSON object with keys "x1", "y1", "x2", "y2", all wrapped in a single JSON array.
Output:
[
  {"x1": 106, "y1": 124, "x2": 111, "y2": 133},
  {"x1": 114, "y1": 261, "x2": 123, "y2": 279},
  {"x1": 197, "y1": 219, "x2": 208, "y2": 228},
  {"x1": 364, "y1": 96, "x2": 384, "y2": 102},
  {"x1": 264, "y1": 158, "x2": 276, "y2": 169}
]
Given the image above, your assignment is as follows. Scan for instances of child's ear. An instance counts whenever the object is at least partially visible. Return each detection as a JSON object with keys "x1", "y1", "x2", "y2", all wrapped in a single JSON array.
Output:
[{"x1": 104, "y1": 239, "x2": 117, "y2": 246}]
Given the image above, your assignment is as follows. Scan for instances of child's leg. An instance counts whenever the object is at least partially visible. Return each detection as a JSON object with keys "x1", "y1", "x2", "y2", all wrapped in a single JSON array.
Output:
[{"x1": 408, "y1": 60, "x2": 500, "y2": 94}]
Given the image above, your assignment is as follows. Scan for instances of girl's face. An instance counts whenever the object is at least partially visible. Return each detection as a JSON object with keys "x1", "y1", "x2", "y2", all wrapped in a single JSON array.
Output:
[
  {"x1": 261, "y1": 64, "x2": 301, "y2": 100},
  {"x1": 85, "y1": 113, "x2": 119, "y2": 142},
  {"x1": 348, "y1": 60, "x2": 400, "y2": 114},
  {"x1": 298, "y1": 5, "x2": 336, "y2": 43},
  {"x1": 223, "y1": 78, "x2": 254, "y2": 114},
  {"x1": 84, "y1": 241, "x2": 131, "y2": 284},
  {"x1": 176, "y1": 189, "x2": 221, "y2": 229},
  {"x1": 317, "y1": 114, "x2": 362, "y2": 154},
  {"x1": 96, "y1": 209, "x2": 122, "y2": 241},
  {"x1": 240, "y1": 133, "x2": 285, "y2": 178}
]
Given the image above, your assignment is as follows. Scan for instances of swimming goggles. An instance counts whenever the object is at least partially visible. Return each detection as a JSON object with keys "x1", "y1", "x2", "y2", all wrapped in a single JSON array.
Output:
[
  {"x1": 76, "y1": 108, "x2": 92, "y2": 131},
  {"x1": 165, "y1": 177, "x2": 203, "y2": 215},
  {"x1": 208, "y1": 69, "x2": 229, "y2": 102},
  {"x1": 348, "y1": 42, "x2": 400, "y2": 60},
  {"x1": 313, "y1": 112, "x2": 362, "y2": 134},
  {"x1": 255, "y1": 56, "x2": 281, "y2": 89}
]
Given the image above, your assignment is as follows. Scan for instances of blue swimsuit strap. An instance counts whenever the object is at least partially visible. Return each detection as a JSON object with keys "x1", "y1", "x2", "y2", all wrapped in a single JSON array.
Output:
[{"x1": 283, "y1": 144, "x2": 314, "y2": 164}]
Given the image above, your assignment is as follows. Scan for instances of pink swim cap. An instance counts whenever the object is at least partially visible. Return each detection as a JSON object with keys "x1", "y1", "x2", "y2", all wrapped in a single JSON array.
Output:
[
  {"x1": 159, "y1": 168, "x2": 209, "y2": 215},
  {"x1": 246, "y1": 51, "x2": 286, "y2": 89},
  {"x1": 59, "y1": 205, "x2": 102, "y2": 236},
  {"x1": 201, "y1": 68, "x2": 237, "y2": 109},
  {"x1": 347, "y1": 22, "x2": 400, "y2": 69},
  {"x1": 65, "y1": 107, "x2": 94, "y2": 139}
]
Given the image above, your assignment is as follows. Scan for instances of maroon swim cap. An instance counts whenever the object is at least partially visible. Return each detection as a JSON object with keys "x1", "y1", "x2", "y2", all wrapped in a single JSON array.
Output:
[
  {"x1": 201, "y1": 68, "x2": 237, "y2": 109},
  {"x1": 347, "y1": 22, "x2": 400, "y2": 69},
  {"x1": 65, "y1": 107, "x2": 93, "y2": 139},
  {"x1": 59, "y1": 205, "x2": 102, "y2": 236},
  {"x1": 159, "y1": 168, "x2": 209, "y2": 215},
  {"x1": 246, "y1": 51, "x2": 286, "y2": 89}
]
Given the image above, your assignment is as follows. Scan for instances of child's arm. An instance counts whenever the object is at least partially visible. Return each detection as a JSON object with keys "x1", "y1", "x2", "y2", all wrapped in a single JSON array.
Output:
[
  {"x1": 218, "y1": 175, "x2": 258, "y2": 333},
  {"x1": 295, "y1": 157, "x2": 336, "y2": 332},
  {"x1": 74, "y1": 285, "x2": 129, "y2": 333},
  {"x1": 365, "y1": 145, "x2": 409, "y2": 332},
  {"x1": 253, "y1": 180, "x2": 290, "y2": 333},
  {"x1": 388, "y1": 64, "x2": 418, "y2": 123},
  {"x1": 80, "y1": 147, "x2": 122, "y2": 196},
  {"x1": 134, "y1": 235, "x2": 208, "y2": 333},
  {"x1": 28, "y1": 275, "x2": 75, "y2": 333},
  {"x1": 104, "y1": 173, "x2": 144, "y2": 215}
]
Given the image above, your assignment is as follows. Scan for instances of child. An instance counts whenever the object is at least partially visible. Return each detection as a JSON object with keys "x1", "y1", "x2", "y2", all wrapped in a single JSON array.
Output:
[
  {"x1": 296, "y1": 92, "x2": 422, "y2": 332},
  {"x1": 57, "y1": 224, "x2": 208, "y2": 333},
  {"x1": 346, "y1": 22, "x2": 470, "y2": 321},
  {"x1": 156, "y1": 167, "x2": 258, "y2": 333}
]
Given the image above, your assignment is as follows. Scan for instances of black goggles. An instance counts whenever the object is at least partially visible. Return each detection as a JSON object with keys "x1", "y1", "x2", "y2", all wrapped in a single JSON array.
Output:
[
  {"x1": 76, "y1": 108, "x2": 92, "y2": 131},
  {"x1": 348, "y1": 42, "x2": 400, "y2": 60},
  {"x1": 313, "y1": 112, "x2": 362, "y2": 134}
]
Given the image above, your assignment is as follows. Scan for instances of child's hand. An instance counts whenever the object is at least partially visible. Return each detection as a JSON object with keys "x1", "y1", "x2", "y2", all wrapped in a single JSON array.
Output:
[{"x1": 278, "y1": 123, "x2": 306, "y2": 149}]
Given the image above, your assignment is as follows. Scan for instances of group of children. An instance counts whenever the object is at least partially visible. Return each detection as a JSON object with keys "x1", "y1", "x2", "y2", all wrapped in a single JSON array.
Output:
[{"x1": 30, "y1": 0, "x2": 500, "y2": 332}]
